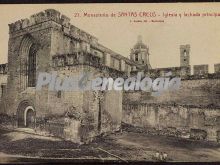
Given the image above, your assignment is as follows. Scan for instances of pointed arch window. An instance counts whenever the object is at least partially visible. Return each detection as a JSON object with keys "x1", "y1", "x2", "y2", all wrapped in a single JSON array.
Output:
[
  {"x1": 135, "y1": 53, "x2": 138, "y2": 61},
  {"x1": 28, "y1": 44, "x2": 37, "y2": 87}
]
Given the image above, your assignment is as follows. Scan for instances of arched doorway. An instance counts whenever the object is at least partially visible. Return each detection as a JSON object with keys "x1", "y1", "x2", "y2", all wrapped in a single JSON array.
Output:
[
  {"x1": 17, "y1": 101, "x2": 35, "y2": 128},
  {"x1": 24, "y1": 106, "x2": 35, "y2": 128}
]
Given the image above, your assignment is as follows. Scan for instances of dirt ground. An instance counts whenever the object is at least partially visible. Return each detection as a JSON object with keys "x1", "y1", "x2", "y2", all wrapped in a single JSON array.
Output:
[{"x1": 0, "y1": 128, "x2": 220, "y2": 163}]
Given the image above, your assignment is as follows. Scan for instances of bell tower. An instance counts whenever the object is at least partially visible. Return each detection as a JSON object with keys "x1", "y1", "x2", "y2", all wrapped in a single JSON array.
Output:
[
  {"x1": 130, "y1": 35, "x2": 151, "y2": 70},
  {"x1": 180, "y1": 44, "x2": 190, "y2": 67}
]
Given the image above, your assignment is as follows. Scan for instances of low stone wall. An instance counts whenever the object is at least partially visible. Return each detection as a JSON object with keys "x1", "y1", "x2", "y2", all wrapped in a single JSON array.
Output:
[
  {"x1": 35, "y1": 115, "x2": 92, "y2": 144},
  {"x1": 0, "y1": 113, "x2": 15, "y2": 126},
  {"x1": 122, "y1": 103, "x2": 220, "y2": 142}
]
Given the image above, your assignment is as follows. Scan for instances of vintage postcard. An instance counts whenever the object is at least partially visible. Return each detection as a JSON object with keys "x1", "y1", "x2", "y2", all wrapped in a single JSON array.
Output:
[{"x1": 0, "y1": 3, "x2": 220, "y2": 163}]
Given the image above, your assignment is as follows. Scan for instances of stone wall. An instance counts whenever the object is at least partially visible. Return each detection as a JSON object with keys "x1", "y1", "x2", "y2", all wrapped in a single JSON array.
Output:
[
  {"x1": 3, "y1": 60, "x2": 123, "y2": 143},
  {"x1": 123, "y1": 78, "x2": 220, "y2": 107},
  {"x1": 148, "y1": 66, "x2": 191, "y2": 78},
  {"x1": 215, "y1": 63, "x2": 220, "y2": 73},
  {"x1": 0, "y1": 64, "x2": 8, "y2": 113},
  {"x1": 122, "y1": 77, "x2": 220, "y2": 142},
  {"x1": 29, "y1": 63, "x2": 122, "y2": 143},
  {"x1": 123, "y1": 103, "x2": 220, "y2": 141},
  {"x1": 193, "y1": 64, "x2": 209, "y2": 75}
]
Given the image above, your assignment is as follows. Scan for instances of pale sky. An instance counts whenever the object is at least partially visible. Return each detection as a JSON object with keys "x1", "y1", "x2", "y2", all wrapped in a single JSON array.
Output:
[{"x1": 0, "y1": 3, "x2": 220, "y2": 73}]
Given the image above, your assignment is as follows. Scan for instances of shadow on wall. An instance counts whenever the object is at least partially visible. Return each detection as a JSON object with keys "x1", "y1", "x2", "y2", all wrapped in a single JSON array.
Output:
[{"x1": 122, "y1": 103, "x2": 220, "y2": 142}]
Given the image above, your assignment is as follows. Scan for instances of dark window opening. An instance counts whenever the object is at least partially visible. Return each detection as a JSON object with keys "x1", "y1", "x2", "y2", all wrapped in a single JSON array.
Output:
[
  {"x1": 1, "y1": 84, "x2": 6, "y2": 98},
  {"x1": 183, "y1": 50, "x2": 187, "y2": 57},
  {"x1": 98, "y1": 97, "x2": 101, "y2": 133},
  {"x1": 57, "y1": 91, "x2": 62, "y2": 98},
  {"x1": 135, "y1": 54, "x2": 138, "y2": 61},
  {"x1": 28, "y1": 45, "x2": 37, "y2": 87}
]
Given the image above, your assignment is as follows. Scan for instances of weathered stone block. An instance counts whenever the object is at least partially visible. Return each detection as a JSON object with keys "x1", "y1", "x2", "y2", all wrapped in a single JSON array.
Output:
[
  {"x1": 61, "y1": 15, "x2": 70, "y2": 27},
  {"x1": 193, "y1": 64, "x2": 209, "y2": 75},
  {"x1": 214, "y1": 63, "x2": 220, "y2": 73}
]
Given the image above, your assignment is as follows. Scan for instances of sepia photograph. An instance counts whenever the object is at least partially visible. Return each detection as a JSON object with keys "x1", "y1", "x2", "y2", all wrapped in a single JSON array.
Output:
[{"x1": 0, "y1": 3, "x2": 220, "y2": 163}]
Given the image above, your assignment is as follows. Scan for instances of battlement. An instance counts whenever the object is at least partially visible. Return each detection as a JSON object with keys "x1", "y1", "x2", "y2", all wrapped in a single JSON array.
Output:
[
  {"x1": 130, "y1": 63, "x2": 220, "y2": 80},
  {"x1": 193, "y1": 64, "x2": 209, "y2": 75},
  {"x1": 146, "y1": 66, "x2": 190, "y2": 78},
  {"x1": 9, "y1": 9, "x2": 64, "y2": 33},
  {"x1": 8, "y1": 9, "x2": 98, "y2": 45},
  {"x1": 152, "y1": 63, "x2": 220, "y2": 77},
  {"x1": 0, "y1": 64, "x2": 8, "y2": 74},
  {"x1": 180, "y1": 44, "x2": 190, "y2": 49},
  {"x1": 52, "y1": 53, "x2": 126, "y2": 78},
  {"x1": 214, "y1": 63, "x2": 220, "y2": 73}
]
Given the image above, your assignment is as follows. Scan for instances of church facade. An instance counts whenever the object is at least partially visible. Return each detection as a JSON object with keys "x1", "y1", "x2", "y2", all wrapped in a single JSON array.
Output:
[
  {"x1": 0, "y1": 9, "x2": 220, "y2": 143},
  {"x1": 0, "y1": 9, "x2": 140, "y2": 143}
]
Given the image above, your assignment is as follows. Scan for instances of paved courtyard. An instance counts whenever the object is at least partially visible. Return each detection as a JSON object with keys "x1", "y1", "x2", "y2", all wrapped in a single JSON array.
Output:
[{"x1": 0, "y1": 127, "x2": 220, "y2": 163}]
